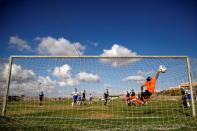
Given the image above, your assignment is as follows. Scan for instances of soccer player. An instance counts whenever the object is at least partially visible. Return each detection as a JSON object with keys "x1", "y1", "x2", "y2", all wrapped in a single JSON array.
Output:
[
  {"x1": 89, "y1": 93, "x2": 93, "y2": 104},
  {"x1": 130, "y1": 90, "x2": 136, "y2": 106},
  {"x1": 196, "y1": 90, "x2": 197, "y2": 101},
  {"x1": 140, "y1": 70, "x2": 161, "y2": 104},
  {"x1": 104, "y1": 89, "x2": 109, "y2": 106},
  {"x1": 39, "y1": 91, "x2": 44, "y2": 106},
  {"x1": 129, "y1": 89, "x2": 143, "y2": 106},
  {"x1": 186, "y1": 89, "x2": 191, "y2": 100},
  {"x1": 77, "y1": 92, "x2": 82, "y2": 105},
  {"x1": 181, "y1": 88, "x2": 190, "y2": 108},
  {"x1": 126, "y1": 91, "x2": 131, "y2": 106},
  {"x1": 181, "y1": 88, "x2": 188, "y2": 108},
  {"x1": 82, "y1": 90, "x2": 86, "y2": 104},
  {"x1": 186, "y1": 89, "x2": 191, "y2": 108},
  {"x1": 72, "y1": 88, "x2": 79, "y2": 107}
]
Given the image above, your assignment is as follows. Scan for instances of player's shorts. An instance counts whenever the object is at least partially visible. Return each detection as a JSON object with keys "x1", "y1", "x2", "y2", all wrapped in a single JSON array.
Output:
[
  {"x1": 141, "y1": 90, "x2": 152, "y2": 98},
  {"x1": 182, "y1": 96, "x2": 187, "y2": 101},
  {"x1": 82, "y1": 97, "x2": 85, "y2": 101},
  {"x1": 73, "y1": 96, "x2": 78, "y2": 103},
  {"x1": 78, "y1": 97, "x2": 82, "y2": 101},
  {"x1": 89, "y1": 97, "x2": 93, "y2": 101},
  {"x1": 187, "y1": 94, "x2": 191, "y2": 100},
  {"x1": 39, "y1": 97, "x2": 43, "y2": 101}
]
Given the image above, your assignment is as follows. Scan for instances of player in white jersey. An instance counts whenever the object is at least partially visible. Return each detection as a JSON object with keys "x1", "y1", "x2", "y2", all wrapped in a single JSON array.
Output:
[{"x1": 72, "y1": 88, "x2": 79, "y2": 107}]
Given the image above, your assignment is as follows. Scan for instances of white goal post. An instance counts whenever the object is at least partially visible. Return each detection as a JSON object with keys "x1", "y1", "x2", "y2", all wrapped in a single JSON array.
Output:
[{"x1": 1, "y1": 55, "x2": 196, "y2": 119}]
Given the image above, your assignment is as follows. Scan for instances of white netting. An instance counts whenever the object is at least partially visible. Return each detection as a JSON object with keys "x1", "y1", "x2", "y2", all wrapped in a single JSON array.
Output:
[
  {"x1": 0, "y1": 58, "x2": 8, "y2": 114},
  {"x1": 1, "y1": 57, "x2": 197, "y2": 130},
  {"x1": 191, "y1": 58, "x2": 197, "y2": 114}
]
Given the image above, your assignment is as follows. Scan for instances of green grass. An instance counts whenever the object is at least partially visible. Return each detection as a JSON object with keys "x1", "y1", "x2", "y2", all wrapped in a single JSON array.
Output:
[{"x1": 0, "y1": 98, "x2": 197, "y2": 130}]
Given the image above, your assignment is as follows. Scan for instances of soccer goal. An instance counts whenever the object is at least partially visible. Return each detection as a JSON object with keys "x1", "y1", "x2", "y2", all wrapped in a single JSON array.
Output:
[{"x1": 1, "y1": 56, "x2": 197, "y2": 130}]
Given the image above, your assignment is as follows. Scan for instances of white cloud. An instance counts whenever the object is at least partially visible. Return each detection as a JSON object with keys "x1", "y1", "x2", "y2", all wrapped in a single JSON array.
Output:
[
  {"x1": 0, "y1": 63, "x2": 87, "y2": 96},
  {"x1": 37, "y1": 76, "x2": 57, "y2": 89},
  {"x1": 123, "y1": 75, "x2": 145, "y2": 82},
  {"x1": 9, "y1": 36, "x2": 32, "y2": 51},
  {"x1": 65, "y1": 78, "x2": 78, "y2": 86},
  {"x1": 0, "y1": 63, "x2": 57, "y2": 96},
  {"x1": 100, "y1": 44, "x2": 140, "y2": 67},
  {"x1": 57, "y1": 78, "x2": 78, "y2": 87},
  {"x1": 53, "y1": 64, "x2": 100, "y2": 85},
  {"x1": 2, "y1": 64, "x2": 36, "y2": 82},
  {"x1": 0, "y1": 63, "x2": 36, "y2": 83},
  {"x1": 37, "y1": 37, "x2": 85, "y2": 56},
  {"x1": 53, "y1": 64, "x2": 72, "y2": 80},
  {"x1": 7, "y1": 64, "x2": 37, "y2": 95},
  {"x1": 58, "y1": 81, "x2": 67, "y2": 87},
  {"x1": 123, "y1": 70, "x2": 155, "y2": 84},
  {"x1": 9, "y1": 76, "x2": 57, "y2": 96},
  {"x1": 57, "y1": 79, "x2": 78, "y2": 87},
  {"x1": 77, "y1": 72, "x2": 100, "y2": 82},
  {"x1": 53, "y1": 64, "x2": 78, "y2": 86}
]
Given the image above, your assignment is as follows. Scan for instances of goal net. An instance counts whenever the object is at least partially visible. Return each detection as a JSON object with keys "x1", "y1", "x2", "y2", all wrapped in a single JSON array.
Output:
[
  {"x1": 0, "y1": 58, "x2": 8, "y2": 113},
  {"x1": 1, "y1": 56, "x2": 197, "y2": 130}
]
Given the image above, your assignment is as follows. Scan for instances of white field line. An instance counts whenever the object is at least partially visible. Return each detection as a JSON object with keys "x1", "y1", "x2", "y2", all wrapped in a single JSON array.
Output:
[{"x1": 10, "y1": 116, "x2": 191, "y2": 120}]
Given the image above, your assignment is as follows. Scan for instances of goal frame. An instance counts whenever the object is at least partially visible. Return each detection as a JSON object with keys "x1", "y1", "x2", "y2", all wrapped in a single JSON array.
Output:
[{"x1": 1, "y1": 55, "x2": 196, "y2": 117}]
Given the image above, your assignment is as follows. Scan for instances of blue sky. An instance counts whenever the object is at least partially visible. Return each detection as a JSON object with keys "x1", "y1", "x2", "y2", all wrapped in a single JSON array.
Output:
[
  {"x1": 0, "y1": 0, "x2": 196, "y2": 97},
  {"x1": 0, "y1": 0, "x2": 197, "y2": 57}
]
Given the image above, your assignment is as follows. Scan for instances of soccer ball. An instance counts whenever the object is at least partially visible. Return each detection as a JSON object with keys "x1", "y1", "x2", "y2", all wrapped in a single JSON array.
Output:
[{"x1": 159, "y1": 65, "x2": 167, "y2": 73}]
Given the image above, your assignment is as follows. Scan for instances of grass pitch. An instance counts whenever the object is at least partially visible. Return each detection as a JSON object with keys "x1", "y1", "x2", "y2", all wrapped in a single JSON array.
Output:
[{"x1": 0, "y1": 97, "x2": 197, "y2": 131}]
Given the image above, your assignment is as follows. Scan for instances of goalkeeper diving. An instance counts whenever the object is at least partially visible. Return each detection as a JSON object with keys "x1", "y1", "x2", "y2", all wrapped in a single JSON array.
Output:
[{"x1": 140, "y1": 65, "x2": 167, "y2": 104}]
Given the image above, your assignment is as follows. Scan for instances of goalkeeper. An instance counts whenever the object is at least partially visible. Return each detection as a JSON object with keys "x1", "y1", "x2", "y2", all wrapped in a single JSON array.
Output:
[{"x1": 140, "y1": 66, "x2": 166, "y2": 104}]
